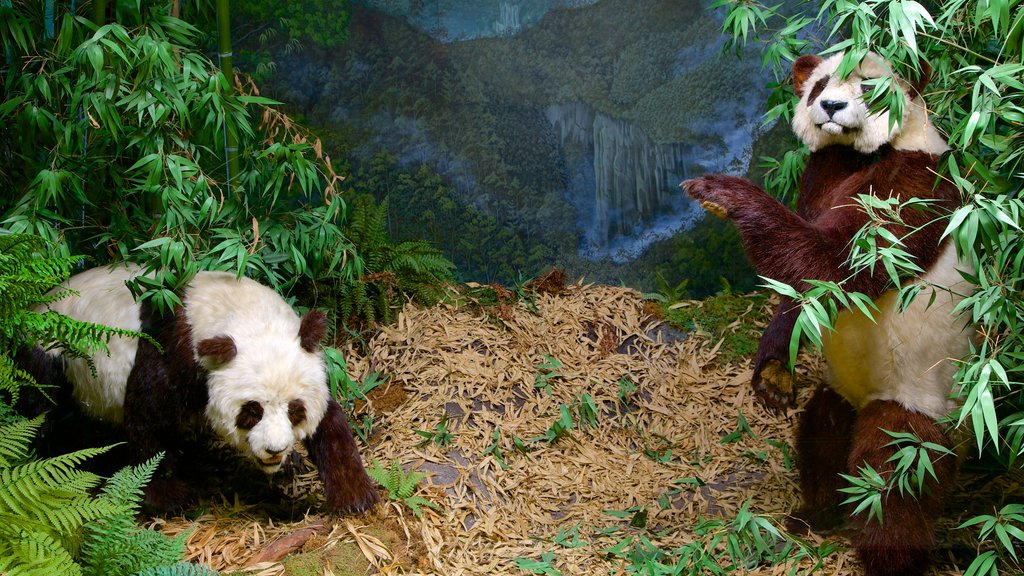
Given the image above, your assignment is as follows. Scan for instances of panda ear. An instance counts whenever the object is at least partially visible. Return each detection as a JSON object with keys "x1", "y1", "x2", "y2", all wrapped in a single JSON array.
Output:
[
  {"x1": 299, "y1": 310, "x2": 328, "y2": 353},
  {"x1": 197, "y1": 335, "x2": 237, "y2": 367},
  {"x1": 792, "y1": 55, "x2": 823, "y2": 98}
]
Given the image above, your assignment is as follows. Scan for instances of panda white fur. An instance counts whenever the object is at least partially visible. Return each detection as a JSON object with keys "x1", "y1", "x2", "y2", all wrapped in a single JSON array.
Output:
[
  {"x1": 27, "y1": 264, "x2": 379, "y2": 514},
  {"x1": 685, "y1": 51, "x2": 974, "y2": 575}
]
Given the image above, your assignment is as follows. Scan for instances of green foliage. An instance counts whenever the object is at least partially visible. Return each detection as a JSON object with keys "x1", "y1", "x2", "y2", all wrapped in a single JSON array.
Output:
[
  {"x1": 414, "y1": 413, "x2": 455, "y2": 447},
  {"x1": 0, "y1": 418, "x2": 120, "y2": 575},
  {"x1": 236, "y1": 0, "x2": 350, "y2": 49},
  {"x1": 335, "y1": 194, "x2": 454, "y2": 327},
  {"x1": 533, "y1": 355, "x2": 563, "y2": 396},
  {"x1": 660, "y1": 291, "x2": 769, "y2": 364},
  {"x1": 366, "y1": 459, "x2": 438, "y2": 518},
  {"x1": 595, "y1": 500, "x2": 834, "y2": 575},
  {"x1": 714, "y1": 0, "x2": 1024, "y2": 571},
  {"x1": 530, "y1": 404, "x2": 577, "y2": 445},
  {"x1": 79, "y1": 455, "x2": 189, "y2": 576},
  {"x1": 513, "y1": 551, "x2": 562, "y2": 576},
  {"x1": 0, "y1": 1, "x2": 359, "y2": 310},
  {"x1": 0, "y1": 419, "x2": 214, "y2": 576},
  {"x1": 0, "y1": 234, "x2": 143, "y2": 418}
]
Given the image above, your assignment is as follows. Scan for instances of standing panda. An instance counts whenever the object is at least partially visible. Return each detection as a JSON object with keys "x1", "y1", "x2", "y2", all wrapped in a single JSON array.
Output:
[
  {"x1": 20, "y1": 264, "x2": 379, "y2": 515},
  {"x1": 684, "y1": 52, "x2": 974, "y2": 575}
]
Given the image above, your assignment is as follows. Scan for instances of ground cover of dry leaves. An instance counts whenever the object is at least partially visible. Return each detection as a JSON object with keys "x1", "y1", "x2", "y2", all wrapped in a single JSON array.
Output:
[{"x1": 154, "y1": 281, "x2": 1022, "y2": 575}]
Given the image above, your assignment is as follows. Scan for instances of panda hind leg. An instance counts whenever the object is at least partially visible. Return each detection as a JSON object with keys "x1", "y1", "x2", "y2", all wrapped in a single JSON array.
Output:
[
  {"x1": 787, "y1": 384, "x2": 857, "y2": 535},
  {"x1": 848, "y1": 400, "x2": 956, "y2": 576}
]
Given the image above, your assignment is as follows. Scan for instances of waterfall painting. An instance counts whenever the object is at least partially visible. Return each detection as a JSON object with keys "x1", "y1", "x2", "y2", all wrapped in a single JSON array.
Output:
[{"x1": 253, "y1": 0, "x2": 778, "y2": 296}]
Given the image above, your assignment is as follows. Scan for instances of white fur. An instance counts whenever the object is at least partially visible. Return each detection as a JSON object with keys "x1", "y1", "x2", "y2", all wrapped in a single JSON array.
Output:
[
  {"x1": 821, "y1": 243, "x2": 975, "y2": 419},
  {"x1": 40, "y1": 264, "x2": 145, "y2": 423},
  {"x1": 792, "y1": 53, "x2": 949, "y2": 155},
  {"x1": 40, "y1": 266, "x2": 328, "y2": 474},
  {"x1": 184, "y1": 272, "x2": 329, "y2": 473}
]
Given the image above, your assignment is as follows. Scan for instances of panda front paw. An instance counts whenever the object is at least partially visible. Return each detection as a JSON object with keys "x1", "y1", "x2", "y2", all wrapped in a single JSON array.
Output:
[
  {"x1": 682, "y1": 175, "x2": 754, "y2": 220},
  {"x1": 752, "y1": 358, "x2": 796, "y2": 413},
  {"x1": 323, "y1": 465, "x2": 380, "y2": 515}
]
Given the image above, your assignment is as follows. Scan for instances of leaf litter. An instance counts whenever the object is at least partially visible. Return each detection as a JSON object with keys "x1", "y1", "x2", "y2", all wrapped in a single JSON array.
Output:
[{"x1": 154, "y1": 279, "x2": 1021, "y2": 575}]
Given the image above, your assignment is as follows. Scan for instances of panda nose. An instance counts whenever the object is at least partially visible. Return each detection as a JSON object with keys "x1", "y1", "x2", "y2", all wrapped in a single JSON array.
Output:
[
  {"x1": 266, "y1": 446, "x2": 287, "y2": 455},
  {"x1": 820, "y1": 99, "x2": 847, "y2": 117}
]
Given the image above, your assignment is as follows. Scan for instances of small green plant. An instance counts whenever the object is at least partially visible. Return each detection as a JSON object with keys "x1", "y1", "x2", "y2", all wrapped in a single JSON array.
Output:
[
  {"x1": 574, "y1": 393, "x2": 598, "y2": 428},
  {"x1": 617, "y1": 376, "x2": 638, "y2": 404},
  {"x1": 719, "y1": 411, "x2": 758, "y2": 444},
  {"x1": 353, "y1": 413, "x2": 374, "y2": 445},
  {"x1": 512, "y1": 551, "x2": 562, "y2": 576},
  {"x1": 530, "y1": 405, "x2": 576, "y2": 444},
  {"x1": 366, "y1": 459, "x2": 439, "y2": 518},
  {"x1": 550, "y1": 524, "x2": 587, "y2": 549},
  {"x1": 642, "y1": 433, "x2": 675, "y2": 464},
  {"x1": 324, "y1": 348, "x2": 386, "y2": 405},
  {"x1": 958, "y1": 504, "x2": 1024, "y2": 575},
  {"x1": 337, "y1": 195, "x2": 454, "y2": 327},
  {"x1": 483, "y1": 427, "x2": 509, "y2": 469},
  {"x1": 601, "y1": 500, "x2": 834, "y2": 575},
  {"x1": 533, "y1": 355, "x2": 563, "y2": 396},
  {"x1": 415, "y1": 414, "x2": 455, "y2": 447}
]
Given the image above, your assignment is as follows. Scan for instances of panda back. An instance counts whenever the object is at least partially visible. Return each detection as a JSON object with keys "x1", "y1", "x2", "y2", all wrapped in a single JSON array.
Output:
[{"x1": 41, "y1": 264, "x2": 146, "y2": 423}]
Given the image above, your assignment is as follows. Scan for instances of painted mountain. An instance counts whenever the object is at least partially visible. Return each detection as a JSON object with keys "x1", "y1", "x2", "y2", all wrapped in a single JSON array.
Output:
[{"x1": 246, "y1": 0, "x2": 778, "y2": 294}]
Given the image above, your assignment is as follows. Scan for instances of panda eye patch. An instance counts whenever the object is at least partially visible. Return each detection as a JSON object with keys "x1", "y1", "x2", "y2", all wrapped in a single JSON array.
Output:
[
  {"x1": 288, "y1": 399, "x2": 306, "y2": 426},
  {"x1": 807, "y1": 76, "x2": 829, "y2": 104},
  {"x1": 236, "y1": 401, "x2": 263, "y2": 430}
]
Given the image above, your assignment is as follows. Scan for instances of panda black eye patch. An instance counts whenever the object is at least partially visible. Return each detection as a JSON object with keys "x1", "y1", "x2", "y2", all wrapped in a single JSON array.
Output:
[
  {"x1": 807, "y1": 76, "x2": 829, "y2": 104},
  {"x1": 236, "y1": 401, "x2": 264, "y2": 430},
  {"x1": 288, "y1": 399, "x2": 307, "y2": 426}
]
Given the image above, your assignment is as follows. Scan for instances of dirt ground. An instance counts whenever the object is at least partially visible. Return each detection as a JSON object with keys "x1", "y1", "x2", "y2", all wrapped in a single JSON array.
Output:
[{"x1": 153, "y1": 281, "x2": 1023, "y2": 575}]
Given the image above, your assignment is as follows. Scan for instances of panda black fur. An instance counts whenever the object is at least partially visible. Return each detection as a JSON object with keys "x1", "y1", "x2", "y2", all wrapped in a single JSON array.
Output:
[
  {"x1": 21, "y1": 264, "x2": 379, "y2": 515},
  {"x1": 685, "y1": 52, "x2": 974, "y2": 575}
]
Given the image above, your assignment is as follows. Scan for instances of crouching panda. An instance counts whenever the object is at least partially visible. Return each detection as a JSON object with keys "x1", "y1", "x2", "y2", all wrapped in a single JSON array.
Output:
[
  {"x1": 19, "y1": 264, "x2": 380, "y2": 515},
  {"x1": 684, "y1": 52, "x2": 975, "y2": 575}
]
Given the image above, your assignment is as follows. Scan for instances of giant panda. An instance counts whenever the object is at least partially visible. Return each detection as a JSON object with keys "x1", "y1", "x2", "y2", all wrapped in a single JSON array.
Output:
[
  {"x1": 20, "y1": 264, "x2": 380, "y2": 515},
  {"x1": 684, "y1": 52, "x2": 975, "y2": 576}
]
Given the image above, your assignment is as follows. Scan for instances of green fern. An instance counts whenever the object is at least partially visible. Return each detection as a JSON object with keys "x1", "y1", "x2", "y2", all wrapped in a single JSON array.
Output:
[
  {"x1": 0, "y1": 418, "x2": 217, "y2": 576},
  {"x1": 0, "y1": 417, "x2": 119, "y2": 576},
  {"x1": 79, "y1": 454, "x2": 192, "y2": 576},
  {"x1": 338, "y1": 195, "x2": 454, "y2": 327},
  {"x1": 132, "y1": 565, "x2": 219, "y2": 576},
  {"x1": 366, "y1": 459, "x2": 439, "y2": 517},
  {"x1": 0, "y1": 234, "x2": 145, "y2": 415}
]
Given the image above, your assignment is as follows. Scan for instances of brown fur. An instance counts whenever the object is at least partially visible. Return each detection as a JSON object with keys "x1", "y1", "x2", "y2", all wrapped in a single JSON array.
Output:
[
  {"x1": 304, "y1": 399, "x2": 380, "y2": 514},
  {"x1": 683, "y1": 53, "x2": 964, "y2": 575},
  {"x1": 299, "y1": 310, "x2": 328, "y2": 353},
  {"x1": 786, "y1": 385, "x2": 857, "y2": 534},
  {"x1": 848, "y1": 401, "x2": 956, "y2": 576}
]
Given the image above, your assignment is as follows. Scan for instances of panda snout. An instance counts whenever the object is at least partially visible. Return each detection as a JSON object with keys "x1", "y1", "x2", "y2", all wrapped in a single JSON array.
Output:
[{"x1": 819, "y1": 99, "x2": 848, "y2": 117}]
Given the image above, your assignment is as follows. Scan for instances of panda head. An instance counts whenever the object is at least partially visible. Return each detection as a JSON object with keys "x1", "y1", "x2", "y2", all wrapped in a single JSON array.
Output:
[
  {"x1": 198, "y1": 310, "x2": 330, "y2": 474},
  {"x1": 791, "y1": 52, "x2": 948, "y2": 155}
]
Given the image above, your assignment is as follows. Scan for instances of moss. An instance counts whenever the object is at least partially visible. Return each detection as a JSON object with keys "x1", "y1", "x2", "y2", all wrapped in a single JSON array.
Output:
[
  {"x1": 661, "y1": 292, "x2": 771, "y2": 364},
  {"x1": 279, "y1": 525, "x2": 400, "y2": 576}
]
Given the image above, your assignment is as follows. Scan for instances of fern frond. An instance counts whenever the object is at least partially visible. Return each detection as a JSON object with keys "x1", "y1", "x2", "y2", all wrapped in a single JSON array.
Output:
[
  {"x1": 0, "y1": 527, "x2": 82, "y2": 576},
  {"x1": 132, "y1": 562, "x2": 219, "y2": 576},
  {"x1": 81, "y1": 454, "x2": 204, "y2": 576},
  {"x1": 0, "y1": 415, "x2": 44, "y2": 467}
]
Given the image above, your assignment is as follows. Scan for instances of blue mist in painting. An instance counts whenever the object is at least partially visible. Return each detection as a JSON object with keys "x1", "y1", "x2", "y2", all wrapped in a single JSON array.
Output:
[{"x1": 263, "y1": 0, "x2": 772, "y2": 290}]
